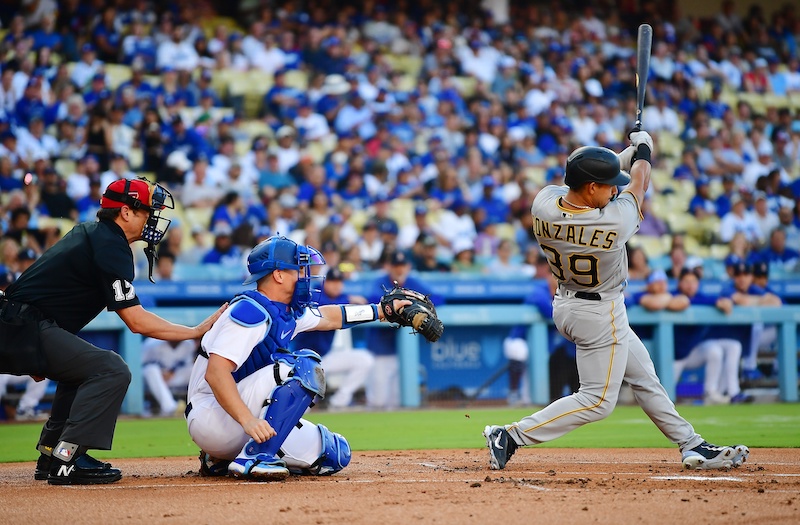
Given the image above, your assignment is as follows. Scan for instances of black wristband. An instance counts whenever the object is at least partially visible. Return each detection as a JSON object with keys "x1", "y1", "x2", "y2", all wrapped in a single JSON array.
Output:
[{"x1": 633, "y1": 144, "x2": 651, "y2": 164}]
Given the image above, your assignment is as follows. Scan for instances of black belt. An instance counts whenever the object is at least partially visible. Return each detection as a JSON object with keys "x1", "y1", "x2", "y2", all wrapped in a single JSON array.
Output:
[
  {"x1": 185, "y1": 402, "x2": 192, "y2": 418},
  {"x1": 575, "y1": 291, "x2": 602, "y2": 301},
  {"x1": 0, "y1": 297, "x2": 44, "y2": 322}
]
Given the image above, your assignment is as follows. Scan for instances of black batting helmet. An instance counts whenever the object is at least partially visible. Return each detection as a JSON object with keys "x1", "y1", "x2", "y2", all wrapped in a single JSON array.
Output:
[{"x1": 564, "y1": 146, "x2": 631, "y2": 188}]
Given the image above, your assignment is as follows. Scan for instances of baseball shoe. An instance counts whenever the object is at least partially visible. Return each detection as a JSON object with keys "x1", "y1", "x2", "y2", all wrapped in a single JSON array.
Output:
[
  {"x1": 36, "y1": 452, "x2": 112, "y2": 480},
  {"x1": 681, "y1": 442, "x2": 736, "y2": 471},
  {"x1": 730, "y1": 393, "x2": 754, "y2": 404},
  {"x1": 47, "y1": 454, "x2": 122, "y2": 485},
  {"x1": 15, "y1": 408, "x2": 48, "y2": 421},
  {"x1": 34, "y1": 453, "x2": 51, "y2": 480},
  {"x1": 228, "y1": 455, "x2": 289, "y2": 481},
  {"x1": 731, "y1": 445, "x2": 750, "y2": 468},
  {"x1": 483, "y1": 425, "x2": 518, "y2": 470},
  {"x1": 198, "y1": 450, "x2": 231, "y2": 477},
  {"x1": 703, "y1": 392, "x2": 730, "y2": 405}
]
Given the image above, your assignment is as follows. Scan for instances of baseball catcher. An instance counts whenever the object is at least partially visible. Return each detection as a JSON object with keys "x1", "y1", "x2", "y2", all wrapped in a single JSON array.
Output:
[{"x1": 380, "y1": 283, "x2": 444, "y2": 342}]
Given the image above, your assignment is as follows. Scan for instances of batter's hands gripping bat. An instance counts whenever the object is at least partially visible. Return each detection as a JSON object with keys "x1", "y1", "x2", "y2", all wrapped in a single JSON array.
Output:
[{"x1": 633, "y1": 24, "x2": 653, "y2": 132}]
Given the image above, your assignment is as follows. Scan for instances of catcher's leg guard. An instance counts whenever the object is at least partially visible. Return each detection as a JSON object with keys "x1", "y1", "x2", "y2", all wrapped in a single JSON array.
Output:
[{"x1": 282, "y1": 422, "x2": 351, "y2": 476}]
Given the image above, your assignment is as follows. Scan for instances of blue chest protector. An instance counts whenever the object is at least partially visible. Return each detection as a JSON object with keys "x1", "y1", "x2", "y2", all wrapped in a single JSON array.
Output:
[{"x1": 228, "y1": 290, "x2": 297, "y2": 383}]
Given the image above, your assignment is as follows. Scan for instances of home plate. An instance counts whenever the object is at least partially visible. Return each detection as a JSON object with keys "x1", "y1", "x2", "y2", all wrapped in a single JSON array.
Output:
[{"x1": 651, "y1": 475, "x2": 745, "y2": 482}]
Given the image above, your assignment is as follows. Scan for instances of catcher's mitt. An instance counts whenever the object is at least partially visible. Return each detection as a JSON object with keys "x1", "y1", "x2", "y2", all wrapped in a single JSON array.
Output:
[{"x1": 380, "y1": 283, "x2": 444, "y2": 342}]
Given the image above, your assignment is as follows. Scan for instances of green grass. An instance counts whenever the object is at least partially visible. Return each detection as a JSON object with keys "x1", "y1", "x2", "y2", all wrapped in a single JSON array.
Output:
[{"x1": 1, "y1": 404, "x2": 798, "y2": 463}]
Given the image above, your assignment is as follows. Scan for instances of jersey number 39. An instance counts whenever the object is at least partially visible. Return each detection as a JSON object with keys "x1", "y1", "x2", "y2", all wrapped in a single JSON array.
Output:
[{"x1": 539, "y1": 244, "x2": 600, "y2": 287}]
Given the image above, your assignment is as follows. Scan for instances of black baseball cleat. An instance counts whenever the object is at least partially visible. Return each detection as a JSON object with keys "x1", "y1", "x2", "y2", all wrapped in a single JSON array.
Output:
[
  {"x1": 34, "y1": 453, "x2": 52, "y2": 480},
  {"x1": 36, "y1": 453, "x2": 114, "y2": 480},
  {"x1": 47, "y1": 454, "x2": 122, "y2": 485},
  {"x1": 198, "y1": 450, "x2": 231, "y2": 477},
  {"x1": 483, "y1": 425, "x2": 518, "y2": 470}
]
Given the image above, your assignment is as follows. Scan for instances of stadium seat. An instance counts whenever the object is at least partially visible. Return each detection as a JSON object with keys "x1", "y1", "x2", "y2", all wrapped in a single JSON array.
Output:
[
  {"x1": 523, "y1": 166, "x2": 546, "y2": 186},
  {"x1": 657, "y1": 132, "x2": 682, "y2": 158},
  {"x1": 37, "y1": 217, "x2": 76, "y2": 238},
  {"x1": 54, "y1": 158, "x2": 76, "y2": 177},
  {"x1": 451, "y1": 76, "x2": 478, "y2": 97},
  {"x1": 633, "y1": 235, "x2": 668, "y2": 259},
  {"x1": 395, "y1": 74, "x2": 416, "y2": 92},
  {"x1": 104, "y1": 63, "x2": 132, "y2": 90},
  {"x1": 283, "y1": 69, "x2": 309, "y2": 90},
  {"x1": 389, "y1": 198, "x2": 415, "y2": 227},
  {"x1": 495, "y1": 223, "x2": 516, "y2": 242},
  {"x1": 184, "y1": 207, "x2": 213, "y2": 231},
  {"x1": 128, "y1": 148, "x2": 143, "y2": 170},
  {"x1": 238, "y1": 119, "x2": 274, "y2": 140},
  {"x1": 762, "y1": 93, "x2": 791, "y2": 109}
]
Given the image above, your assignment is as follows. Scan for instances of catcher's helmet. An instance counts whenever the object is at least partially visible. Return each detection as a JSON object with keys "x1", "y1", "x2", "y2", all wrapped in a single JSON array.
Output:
[
  {"x1": 564, "y1": 146, "x2": 631, "y2": 188},
  {"x1": 244, "y1": 235, "x2": 326, "y2": 314}
]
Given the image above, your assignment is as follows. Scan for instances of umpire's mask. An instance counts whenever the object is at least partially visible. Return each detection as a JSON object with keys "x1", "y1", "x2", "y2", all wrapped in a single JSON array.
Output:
[{"x1": 101, "y1": 177, "x2": 175, "y2": 282}]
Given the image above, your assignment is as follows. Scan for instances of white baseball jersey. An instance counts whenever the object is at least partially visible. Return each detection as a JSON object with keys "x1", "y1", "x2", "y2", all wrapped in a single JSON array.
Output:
[
  {"x1": 187, "y1": 306, "x2": 321, "y2": 418},
  {"x1": 530, "y1": 185, "x2": 642, "y2": 295}
]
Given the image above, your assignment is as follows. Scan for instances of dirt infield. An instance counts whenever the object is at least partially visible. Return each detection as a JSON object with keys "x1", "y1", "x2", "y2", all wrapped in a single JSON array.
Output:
[{"x1": 1, "y1": 448, "x2": 798, "y2": 525}]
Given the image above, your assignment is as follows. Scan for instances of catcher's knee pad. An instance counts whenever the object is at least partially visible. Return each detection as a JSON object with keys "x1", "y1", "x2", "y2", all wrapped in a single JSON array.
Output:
[
  {"x1": 282, "y1": 422, "x2": 351, "y2": 476},
  {"x1": 274, "y1": 348, "x2": 326, "y2": 398}
]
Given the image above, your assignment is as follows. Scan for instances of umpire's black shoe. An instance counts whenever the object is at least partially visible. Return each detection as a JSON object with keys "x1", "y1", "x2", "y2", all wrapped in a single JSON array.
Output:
[
  {"x1": 47, "y1": 454, "x2": 122, "y2": 485},
  {"x1": 36, "y1": 453, "x2": 114, "y2": 480},
  {"x1": 34, "y1": 453, "x2": 52, "y2": 480}
]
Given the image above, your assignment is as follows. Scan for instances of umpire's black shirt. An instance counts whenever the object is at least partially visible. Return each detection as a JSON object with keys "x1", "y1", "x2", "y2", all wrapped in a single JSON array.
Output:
[{"x1": 4, "y1": 219, "x2": 141, "y2": 334}]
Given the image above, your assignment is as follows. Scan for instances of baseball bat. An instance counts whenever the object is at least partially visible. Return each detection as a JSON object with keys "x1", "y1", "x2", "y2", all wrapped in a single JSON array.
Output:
[{"x1": 633, "y1": 24, "x2": 653, "y2": 132}]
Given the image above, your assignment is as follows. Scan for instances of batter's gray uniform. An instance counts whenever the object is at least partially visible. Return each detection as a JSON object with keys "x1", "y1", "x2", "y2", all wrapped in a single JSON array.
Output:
[{"x1": 504, "y1": 185, "x2": 705, "y2": 453}]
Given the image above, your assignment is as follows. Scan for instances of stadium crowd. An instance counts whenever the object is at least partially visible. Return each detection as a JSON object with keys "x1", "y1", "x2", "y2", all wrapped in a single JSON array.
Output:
[
  {"x1": 0, "y1": 0, "x2": 798, "y2": 285},
  {"x1": 0, "y1": 0, "x2": 799, "y2": 416}
]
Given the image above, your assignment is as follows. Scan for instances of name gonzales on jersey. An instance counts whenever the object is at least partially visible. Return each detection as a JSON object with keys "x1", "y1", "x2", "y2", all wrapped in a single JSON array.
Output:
[{"x1": 533, "y1": 218, "x2": 618, "y2": 250}]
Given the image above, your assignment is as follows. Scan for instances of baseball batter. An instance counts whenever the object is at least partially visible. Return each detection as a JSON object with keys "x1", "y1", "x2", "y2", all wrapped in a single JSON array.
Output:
[
  {"x1": 484, "y1": 132, "x2": 750, "y2": 471},
  {"x1": 185, "y1": 235, "x2": 417, "y2": 481}
]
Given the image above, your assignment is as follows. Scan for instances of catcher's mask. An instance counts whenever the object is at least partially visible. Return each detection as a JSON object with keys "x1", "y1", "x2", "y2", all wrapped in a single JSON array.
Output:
[
  {"x1": 101, "y1": 177, "x2": 174, "y2": 282},
  {"x1": 244, "y1": 235, "x2": 326, "y2": 315}
]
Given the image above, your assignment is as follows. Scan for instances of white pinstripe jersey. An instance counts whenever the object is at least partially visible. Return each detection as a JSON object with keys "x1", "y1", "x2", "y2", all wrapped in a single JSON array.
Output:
[{"x1": 530, "y1": 185, "x2": 642, "y2": 295}]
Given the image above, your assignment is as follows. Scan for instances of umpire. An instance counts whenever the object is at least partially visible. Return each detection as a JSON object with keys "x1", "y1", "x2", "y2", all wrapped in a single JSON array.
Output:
[{"x1": 0, "y1": 177, "x2": 225, "y2": 485}]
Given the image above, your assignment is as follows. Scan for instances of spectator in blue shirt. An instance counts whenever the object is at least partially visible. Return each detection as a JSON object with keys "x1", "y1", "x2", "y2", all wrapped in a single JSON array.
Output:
[
  {"x1": 673, "y1": 147, "x2": 702, "y2": 181},
  {"x1": 756, "y1": 228, "x2": 800, "y2": 270},
  {"x1": 688, "y1": 177, "x2": 717, "y2": 219},
  {"x1": 504, "y1": 273, "x2": 577, "y2": 405},
  {"x1": 201, "y1": 222, "x2": 243, "y2": 267},
  {"x1": 673, "y1": 269, "x2": 751, "y2": 404},
  {"x1": 721, "y1": 261, "x2": 783, "y2": 383},
  {"x1": 364, "y1": 251, "x2": 443, "y2": 410},
  {"x1": 92, "y1": 6, "x2": 122, "y2": 63},
  {"x1": 163, "y1": 114, "x2": 213, "y2": 162},
  {"x1": 715, "y1": 175, "x2": 739, "y2": 218},
  {"x1": 291, "y1": 267, "x2": 375, "y2": 409},
  {"x1": 264, "y1": 68, "x2": 303, "y2": 122},
  {"x1": 473, "y1": 176, "x2": 508, "y2": 227},
  {"x1": 75, "y1": 178, "x2": 103, "y2": 222},
  {"x1": 15, "y1": 77, "x2": 48, "y2": 127},
  {"x1": 83, "y1": 74, "x2": 112, "y2": 109},
  {"x1": 115, "y1": 61, "x2": 155, "y2": 104},
  {"x1": 121, "y1": 20, "x2": 157, "y2": 72},
  {"x1": 27, "y1": 14, "x2": 62, "y2": 52}
]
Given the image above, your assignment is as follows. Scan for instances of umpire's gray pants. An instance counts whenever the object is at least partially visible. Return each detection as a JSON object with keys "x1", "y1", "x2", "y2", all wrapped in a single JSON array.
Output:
[{"x1": 34, "y1": 320, "x2": 131, "y2": 450}]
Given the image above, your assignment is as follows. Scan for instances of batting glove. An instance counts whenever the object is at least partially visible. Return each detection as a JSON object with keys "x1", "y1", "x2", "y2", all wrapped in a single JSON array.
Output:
[
  {"x1": 617, "y1": 145, "x2": 636, "y2": 172},
  {"x1": 629, "y1": 130, "x2": 654, "y2": 154}
]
